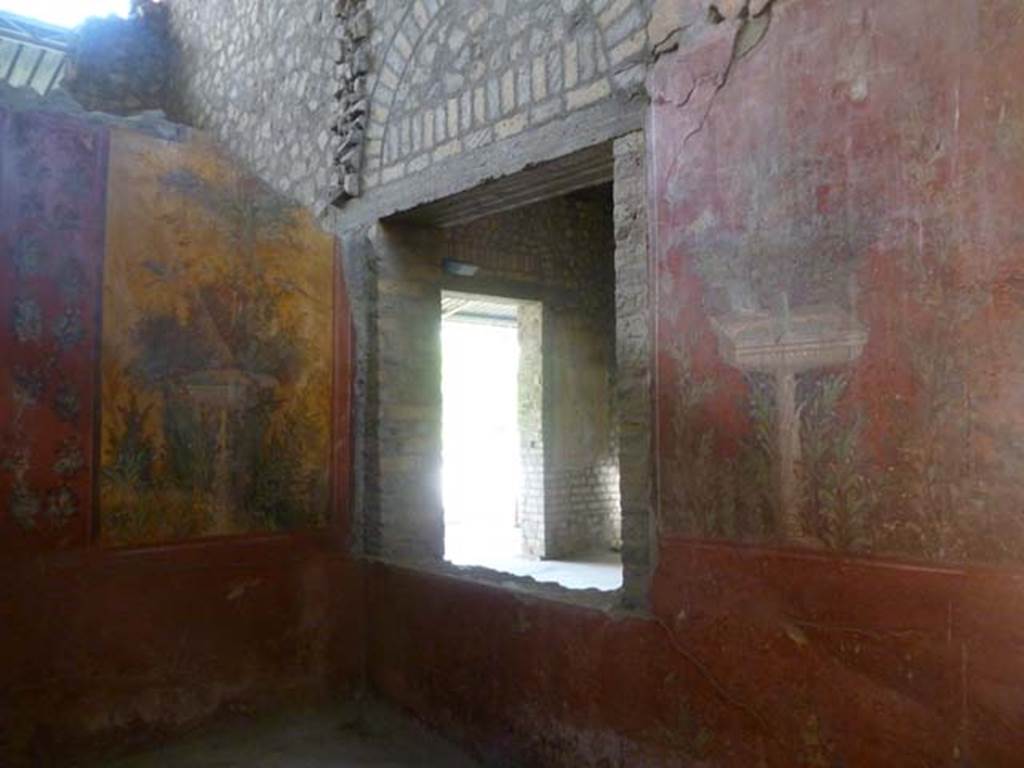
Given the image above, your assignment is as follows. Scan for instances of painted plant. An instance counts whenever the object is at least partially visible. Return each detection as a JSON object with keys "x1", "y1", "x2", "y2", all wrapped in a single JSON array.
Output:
[
  {"x1": 662, "y1": 137, "x2": 882, "y2": 551},
  {"x1": 654, "y1": 2, "x2": 1024, "y2": 565},
  {"x1": 100, "y1": 129, "x2": 334, "y2": 545}
]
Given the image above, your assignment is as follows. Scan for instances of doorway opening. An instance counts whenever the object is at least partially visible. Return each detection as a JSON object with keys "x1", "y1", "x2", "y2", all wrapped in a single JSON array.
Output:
[
  {"x1": 439, "y1": 185, "x2": 623, "y2": 592},
  {"x1": 375, "y1": 137, "x2": 650, "y2": 601},
  {"x1": 441, "y1": 292, "x2": 524, "y2": 565}
]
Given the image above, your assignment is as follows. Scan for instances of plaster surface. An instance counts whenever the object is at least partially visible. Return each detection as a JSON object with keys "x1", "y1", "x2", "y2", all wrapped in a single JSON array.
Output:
[
  {"x1": 0, "y1": 92, "x2": 362, "y2": 768},
  {"x1": 363, "y1": 1, "x2": 1024, "y2": 765}
]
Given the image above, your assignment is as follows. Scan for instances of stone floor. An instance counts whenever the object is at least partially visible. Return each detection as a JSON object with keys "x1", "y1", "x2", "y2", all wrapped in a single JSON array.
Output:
[
  {"x1": 102, "y1": 703, "x2": 480, "y2": 768},
  {"x1": 449, "y1": 546, "x2": 624, "y2": 591},
  {"x1": 482, "y1": 549, "x2": 624, "y2": 591}
]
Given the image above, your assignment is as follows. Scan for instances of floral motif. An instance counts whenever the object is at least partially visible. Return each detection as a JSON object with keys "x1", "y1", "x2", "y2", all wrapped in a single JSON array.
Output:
[
  {"x1": 53, "y1": 438, "x2": 86, "y2": 478},
  {"x1": 12, "y1": 364, "x2": 45, "y2": 407},
  {"x1": 1, "y1": 111, "x2": 104, "y2": 548},
  {"x1": 11, "y1": 298, "x2": 42, "y2": 343},
  {"x1": 53, "y1": 202, "x2": 81, "y2": 232},
  {"x1": 46, "y1": 486, "x2": 78, "y2": 524},
  {"x1": 54, "y1": 380, "x2": 81, "y2": 423},
  {"x1": 1, "y1": 443, "x2": 30, "y2": 476},
  {"x1": 10, "y1": 484, "x2": 40, "y2": 529},
  {"x1": 52, "y1": 307, "x2": 85, "y2": 350},
  {"x1": 18, "y1": 192, "x2": 45, "y2": 219},
  {"x1": 12, "y1": 234, "x2": 45, "y2": 277}
]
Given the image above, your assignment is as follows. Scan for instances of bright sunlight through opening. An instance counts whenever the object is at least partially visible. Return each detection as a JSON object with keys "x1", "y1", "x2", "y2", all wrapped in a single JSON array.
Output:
[
  {"x1": 441, "y1": 291, "x2": 623, "y2": 592},
  {"x1": 442, "y1": 318, "x2": 521, "y2": 564},
  {"x1": 0, "y1": 0, "x2": 131, "y2": 28}
]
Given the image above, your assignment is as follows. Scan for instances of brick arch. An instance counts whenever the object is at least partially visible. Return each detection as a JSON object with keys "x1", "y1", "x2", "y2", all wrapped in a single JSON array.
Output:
[{"x1": 365, "y1": 0, "x2": 646, "y2": 187}]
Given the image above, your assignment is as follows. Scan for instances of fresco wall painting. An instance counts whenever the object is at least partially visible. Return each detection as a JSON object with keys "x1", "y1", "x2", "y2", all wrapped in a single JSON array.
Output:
[
  {"x1": 100, "y1": 128, "x2": 335, "y2": 546},
  {"x1": 1, "y1": 109, "x2": 357, "y2": 768},
  {"x1": 652, "y1": 0, "x2": 1024, "y2": 566},
  {"x1": 0, "y1": 110, "x2": 107, "y2": 551}
]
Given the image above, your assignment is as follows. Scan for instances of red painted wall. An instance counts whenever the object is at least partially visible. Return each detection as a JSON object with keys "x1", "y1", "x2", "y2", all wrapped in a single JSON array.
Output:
[
  {"x1": 0, "y1": 110, "x2": 106, "y2": 553},
  {"x1": 2, "y1": 539, "x2": 364, "y2": 765},
  {"x1": 9, "y1": 2, "x2": 1024, "y2": 765},
  {"x1": 367, "y1": 2, "x2": 1024, "y2": 766},
  {"x1": 369, "y1": 543, "x2": 1024, "y2": 767},
  {"x1": 651, "y1": 0, "x2": 1024, "y2": 563},
  {"x1": 0, "y1": 109, "x2": 362, "y2": 766}
]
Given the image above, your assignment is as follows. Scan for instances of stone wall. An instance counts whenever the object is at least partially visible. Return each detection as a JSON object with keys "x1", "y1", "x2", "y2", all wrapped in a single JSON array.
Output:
[
  {"x1": 364, "y1": 222, "x2": 446, "y2": 560},
  {"x1": 165, "y1": 0, "x2": 650, "y2": 222},
  {"x1": 362, "y1": 0, "x2": 650, "y2": 194},
  {"x1": 444, "y1": 188, "x2": 615, "y2": 300},
  {"x1": 612, "y1": 131, "x2": 651, "y2": 605},
  {"x1": 167, "y1": 0, "x2": 338, "y2": 211},
  {"x1": 517, "y1": 302, "x2": 545, "y2": 556},
  {"x1": 543, "y1": 309, "x2": 620, "y2": 558}
]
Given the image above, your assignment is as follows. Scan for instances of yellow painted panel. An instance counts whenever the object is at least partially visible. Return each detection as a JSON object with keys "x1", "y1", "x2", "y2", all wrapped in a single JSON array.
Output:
[{"x1": 101, "y1": 128, "x2": 333, "y2": 545}]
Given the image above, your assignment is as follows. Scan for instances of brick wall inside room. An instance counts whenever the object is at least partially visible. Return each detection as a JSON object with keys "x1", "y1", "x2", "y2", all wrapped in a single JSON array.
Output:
[
  {"x1": 517, "y1": 301, "x2": 545, "y2": 556},
  {"x1": 366, "y1": 221, "x2": 446, "y2": 560},
  {"x1": 542, "y1": 309, "x2": 621, "y2": 558},
  {"x1": 612, "y1": 130, "x2": 651, "y2": 605},
  {"x1": 361, "y1": 0, "x2": 649, "y2": 191}
]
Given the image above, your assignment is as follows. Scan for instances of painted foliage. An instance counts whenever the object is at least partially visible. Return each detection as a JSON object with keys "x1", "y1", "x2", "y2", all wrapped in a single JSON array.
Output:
[
  {"x1": 101, "y1": 128, "x2": 334, "y2": 545},
  {"x1": 0, "y1": 110, "x2": 107, "y2": 551},
  {"x1": 651, "y1": 0, "x2": 1024, "y2": 564}
]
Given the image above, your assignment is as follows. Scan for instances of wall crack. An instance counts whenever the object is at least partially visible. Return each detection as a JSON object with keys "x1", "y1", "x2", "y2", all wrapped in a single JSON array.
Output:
[{"x1": 682, "y1": 0, "x2": 775, "y2": 146}]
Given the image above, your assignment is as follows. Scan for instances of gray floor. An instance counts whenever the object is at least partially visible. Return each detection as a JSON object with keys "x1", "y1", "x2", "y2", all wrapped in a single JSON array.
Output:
[
  {"x1": 102, "y1": 703, "x2": 480, "y2": 768},
  {"x1": 454, "y1": 549, "x2": 624, "y2": 591}
]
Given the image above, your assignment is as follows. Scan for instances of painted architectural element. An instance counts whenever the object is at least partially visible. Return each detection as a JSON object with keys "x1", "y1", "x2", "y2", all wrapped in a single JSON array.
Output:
[
  {"x1": 100, "y1": 128, "x2": 335, "y2": 545},
  {"x1": 652, "y1": 0, "x2": 1024, "y2": 565}
]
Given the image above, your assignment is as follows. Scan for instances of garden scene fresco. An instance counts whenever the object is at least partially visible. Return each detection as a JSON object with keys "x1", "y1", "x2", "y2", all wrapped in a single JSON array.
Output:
[
  {"x1": 100, "y1": 128, "x2": 334, "y2": 545},
  {"x1": 653, "y1": 9, "x2": 1024, "y2": 566}
]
